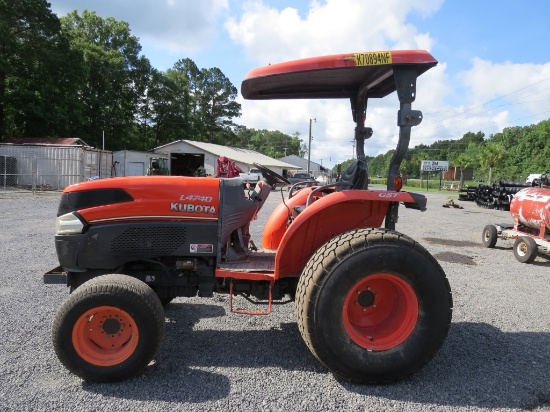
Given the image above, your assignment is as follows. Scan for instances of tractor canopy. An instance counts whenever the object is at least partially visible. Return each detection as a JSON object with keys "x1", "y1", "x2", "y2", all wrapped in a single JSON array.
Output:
[
  {"x1": 241, "y1": 50, "x2": 437, "y2": 100},
  {"x1": 241, "y1": 50, "x2": 438, "y2": 231}
]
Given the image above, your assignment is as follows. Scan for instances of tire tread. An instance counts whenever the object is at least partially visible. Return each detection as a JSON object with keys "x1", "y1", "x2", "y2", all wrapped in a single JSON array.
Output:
[
  {"x1": 295, "y1": 228, "x2": 453, "y2": 384},
  {"x1": 52, "y1": 274, "x2": 164, "y2": 382}
]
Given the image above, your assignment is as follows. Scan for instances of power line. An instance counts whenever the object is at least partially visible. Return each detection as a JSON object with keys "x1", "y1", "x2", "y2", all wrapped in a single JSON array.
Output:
[{"x1": 416, "y1": 77, "x2": 550, "y2": 132}]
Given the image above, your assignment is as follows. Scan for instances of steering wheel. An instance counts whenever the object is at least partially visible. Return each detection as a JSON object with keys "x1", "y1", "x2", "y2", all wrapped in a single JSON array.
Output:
[{"x1": 253, "y1": 163, "x2": 291, "y2": 187}]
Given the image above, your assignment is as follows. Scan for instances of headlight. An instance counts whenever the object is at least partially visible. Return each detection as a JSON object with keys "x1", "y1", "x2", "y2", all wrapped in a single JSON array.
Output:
[{"x1": 55, "y1": 212, "x2": 84, "y2": 235}]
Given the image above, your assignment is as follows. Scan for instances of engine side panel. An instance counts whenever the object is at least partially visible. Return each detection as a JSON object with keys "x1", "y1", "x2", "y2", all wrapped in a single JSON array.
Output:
[
  {"x1": 65, "y1": 176, "x2": 220, "y2": 224},
  {"x1": 56, "y1": 176, "x2": 221, "y2": 270},
  {"x1": 56, "y1": 221, "x2": 218, "y2": 270}
]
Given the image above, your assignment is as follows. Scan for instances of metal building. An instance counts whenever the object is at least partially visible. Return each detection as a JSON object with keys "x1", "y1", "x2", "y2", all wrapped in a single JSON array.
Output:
[
  {"x1": 0, "y1": 138, "x2": 112, "y2": 191},
  {"x1": 113, "y1": 150, "x2": 168, "y2": 177},
  {"x1": 153, "y1": 140, "x2": 299, "y2": 177}
]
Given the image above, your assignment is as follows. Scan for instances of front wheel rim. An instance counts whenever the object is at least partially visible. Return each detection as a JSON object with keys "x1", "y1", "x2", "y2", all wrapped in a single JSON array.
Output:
[
  {"x1": 72, "y1": 306, "x2": 139, "y2": 366},
  {"x1": 343, "y1": 273, "x2": 419, "y2": 351},
  {"x1": 517, "y1": 241, "x2": 527, "y2": 256}
]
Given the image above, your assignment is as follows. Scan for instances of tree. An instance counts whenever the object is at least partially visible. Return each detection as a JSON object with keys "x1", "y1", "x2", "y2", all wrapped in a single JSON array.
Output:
[
  {"x1": 233, "y1": 127, "x2": 301, "y2": 157},
  {"x1": 479, "y1": 142, "x2": 505, "y2": 185},
  {"x1": 137, "y1": 69, "x2": 183, "y2": 149},
  {"x1": 0, "y1": 0, "x2": 83, "y2": 138},
  {"x1": 531, "y1": 120, "x2": 550, "y2": 173},
  {"x1": 410, "y1": 150, "x2": 430, "y2": 179},
  {"x1": 452, "y1": 150, "x2": 471, "y2": 189},
  {"x1": 195, "y1": 67, "x2": 241, "y2": 144},
  {"x1": 165, "y1": 60, "x2": 241, "y2": 145},
  {"x1": 461, "y1": 131, "x2": 485, "y2": 145},
  {"x1": 368, "y1": 151, "x2": 397, "y2": 178},
  {"x1": 166, "y1": 58, "x2": 201, "y2": 141},
  {"x1": 448, "y1": 132, "x2": 483, "y2": 189},
  {"x1": 61, "y1": 10, "x2": 152, "y2": 149}
]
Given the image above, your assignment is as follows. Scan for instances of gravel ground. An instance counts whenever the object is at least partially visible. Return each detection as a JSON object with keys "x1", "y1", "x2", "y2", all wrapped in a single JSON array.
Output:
[{"x1": 0, "y1": 187, "x2": 549, "y2": 411}]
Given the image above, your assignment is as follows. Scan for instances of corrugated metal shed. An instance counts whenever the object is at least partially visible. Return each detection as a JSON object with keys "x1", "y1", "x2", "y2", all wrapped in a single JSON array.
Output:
[
  {"x1": 278, "y1": 155, "x2": 329, "y2": 173},
  {"x1": 154, "y1": 140, "x2": 300, "y2": 176},
  {"x1": 1, "y1": 137, "x2": 90, "y2": 146},
  {"x1": 113, "y1": 150, "x2": 168, "y2": 176},
  {"x1": 0, "y1": 141, "x2": 112, "y2": 191}
]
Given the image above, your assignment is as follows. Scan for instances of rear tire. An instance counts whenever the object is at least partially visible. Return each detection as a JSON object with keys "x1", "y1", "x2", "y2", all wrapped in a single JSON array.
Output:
[
  {"x1": 482, "y1": 224, "x2": 498, "y2": 248},
  {"x1": 513, "y1": 236, "x2": 538, "y2": 263},
  {"x1": 52, "y1": 274, "x2": 165, "y2": 382},
  {"x1": 296, "y1": 228, "x2": 452, "y2": 384}
]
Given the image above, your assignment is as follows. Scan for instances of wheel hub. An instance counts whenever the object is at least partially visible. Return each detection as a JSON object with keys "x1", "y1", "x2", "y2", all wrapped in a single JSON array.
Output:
[
  {"x1": 102, "y1": 317, "x2": 121, "y2": 334},
  {"x1": 357, "y1": 290, "x2": 375, "y2": 307},
  {"x1": 72, "y1": 306, "x2": 138, "y2": 366},
  {"x1": 343, "y1": 273, "x2": 419, "y2": 351}
]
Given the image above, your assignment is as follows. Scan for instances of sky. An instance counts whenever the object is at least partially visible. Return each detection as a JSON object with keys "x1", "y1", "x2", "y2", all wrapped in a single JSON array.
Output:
[{"x1": 48, "y1": 0, "x2": 550, "y2": 168}]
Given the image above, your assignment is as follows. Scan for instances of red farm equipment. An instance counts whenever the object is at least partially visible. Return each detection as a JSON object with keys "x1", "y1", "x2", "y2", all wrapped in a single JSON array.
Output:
[
  {"x1": 44, "y1": 50, "x2": 453, "y2": 383},
  {"x1": 482, "y1": 187, "x2": 550, "y2": 263}
]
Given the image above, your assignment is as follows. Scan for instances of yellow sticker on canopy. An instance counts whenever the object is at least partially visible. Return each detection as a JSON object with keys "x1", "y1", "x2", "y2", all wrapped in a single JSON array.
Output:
[{"x1": 354, "y1": 52, "x2": 392, "y2": 66}]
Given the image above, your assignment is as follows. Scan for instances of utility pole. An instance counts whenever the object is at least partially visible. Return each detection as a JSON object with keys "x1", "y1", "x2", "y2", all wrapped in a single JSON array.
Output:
[{"x1": 307, "y1": 118, "x2": 316, "y2": 173}]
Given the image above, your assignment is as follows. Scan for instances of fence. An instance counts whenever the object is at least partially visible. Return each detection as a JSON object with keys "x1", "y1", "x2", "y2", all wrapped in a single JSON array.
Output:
[{"x1": 0, "y1": 148, "x2": 113, "y2": 193}]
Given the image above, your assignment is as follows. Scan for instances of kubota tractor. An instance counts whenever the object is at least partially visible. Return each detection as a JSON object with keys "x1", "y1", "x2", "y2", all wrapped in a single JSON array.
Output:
[{"x1": 45, "y1": 50, "x2": 453, "y2": 384}]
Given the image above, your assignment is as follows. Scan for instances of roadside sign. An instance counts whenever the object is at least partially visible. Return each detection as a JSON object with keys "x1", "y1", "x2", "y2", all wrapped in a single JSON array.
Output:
[{"x1": 421, "y1": 160, "x2": 449, "y2": 172}]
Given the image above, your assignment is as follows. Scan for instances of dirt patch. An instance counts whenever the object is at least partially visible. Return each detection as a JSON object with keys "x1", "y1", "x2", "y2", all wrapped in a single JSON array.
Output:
[
  {"x1": 433, "y1": 251, "x2": 476, "y2": 265},
  {"x1": 423, "y1": 237, "x2": 479, "y2": 248}
]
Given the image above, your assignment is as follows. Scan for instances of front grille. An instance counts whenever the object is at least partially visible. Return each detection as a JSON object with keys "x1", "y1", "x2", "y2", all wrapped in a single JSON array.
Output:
[{"x1": 111, "y1": 226, "x2": 187, "y2": 255}]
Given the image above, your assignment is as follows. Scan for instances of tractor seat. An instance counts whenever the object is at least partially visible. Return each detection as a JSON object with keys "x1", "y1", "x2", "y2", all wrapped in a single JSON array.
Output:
[
  {"x1": 292, "y1": 205, "x2": 306, "y2": 217},
  {"x1": 336, "y1": 159, "x2": 368, "y2": 191},
  {"x1": 292, "y1": 160, "x2": 368, "y2": 218}
]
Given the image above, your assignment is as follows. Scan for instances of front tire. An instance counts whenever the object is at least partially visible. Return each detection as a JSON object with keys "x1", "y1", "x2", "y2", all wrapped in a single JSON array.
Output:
[
  {"x1": 513, "y1": 236, "x2": 538, "y2": 263},
  {"x1": 482, "y1": 224, "x2": 498, "y2": 248},
  {"x1": 52, "y1": 274, "x2": 165, "y2": 382},
  {"x1": 296, "y1": 228, "x2": 453, "y2": 384}
]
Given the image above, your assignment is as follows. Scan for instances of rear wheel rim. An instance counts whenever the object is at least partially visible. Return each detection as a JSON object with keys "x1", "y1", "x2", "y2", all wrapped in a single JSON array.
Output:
[
  {"x1": 72, "y1": 306, "x2": 139, "y2": 366},
  {"x1": 517, "y1": 241, "x2": 527, "y2": 256},
  {"x1": 343, "y1": 273, "x2": 418, "y2": 351}
]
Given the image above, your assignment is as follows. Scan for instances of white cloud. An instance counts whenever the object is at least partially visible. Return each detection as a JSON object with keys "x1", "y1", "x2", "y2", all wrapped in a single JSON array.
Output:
[
  {"x1": 414, "y1": 58, "x2": 550, "y2": 143},
  {"x1": 226, "y1": 0, "x2": 442, "y2": 64},
  {"x1": 50, "y1": 0, "x2": 229, "y2": 53},
  {"x1": 229, "y1": 2, "x2": 550, "y2": 161},
  {"x1": 228, "y1": 0, "x2": 449, "y2": 163},
  {"x1": 136, "y1": 0, "x2": 229, "y2": 53},
  {"x1": 491, "y1": 111, "x2": 511, "y2": 132},
  {"x1": 458, "y1": 58, "x2": 550, "y2": 114}
]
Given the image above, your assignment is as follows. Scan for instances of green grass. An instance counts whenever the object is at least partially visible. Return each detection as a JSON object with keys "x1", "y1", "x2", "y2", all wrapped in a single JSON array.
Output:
[{"x1": 370, "y1": 178, "x2": 480, "y2": 193}]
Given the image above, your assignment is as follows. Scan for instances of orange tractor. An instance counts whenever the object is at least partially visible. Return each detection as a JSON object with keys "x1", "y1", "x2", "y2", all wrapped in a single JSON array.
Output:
[{"x1": 45, "y1": 50, "x2": 452, "y2": 383}]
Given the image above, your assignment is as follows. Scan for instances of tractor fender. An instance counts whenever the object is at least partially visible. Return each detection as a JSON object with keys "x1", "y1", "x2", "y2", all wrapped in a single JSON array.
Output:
[{"x1": 273, "y1": 190, "x2": 424, "y2": 279}]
